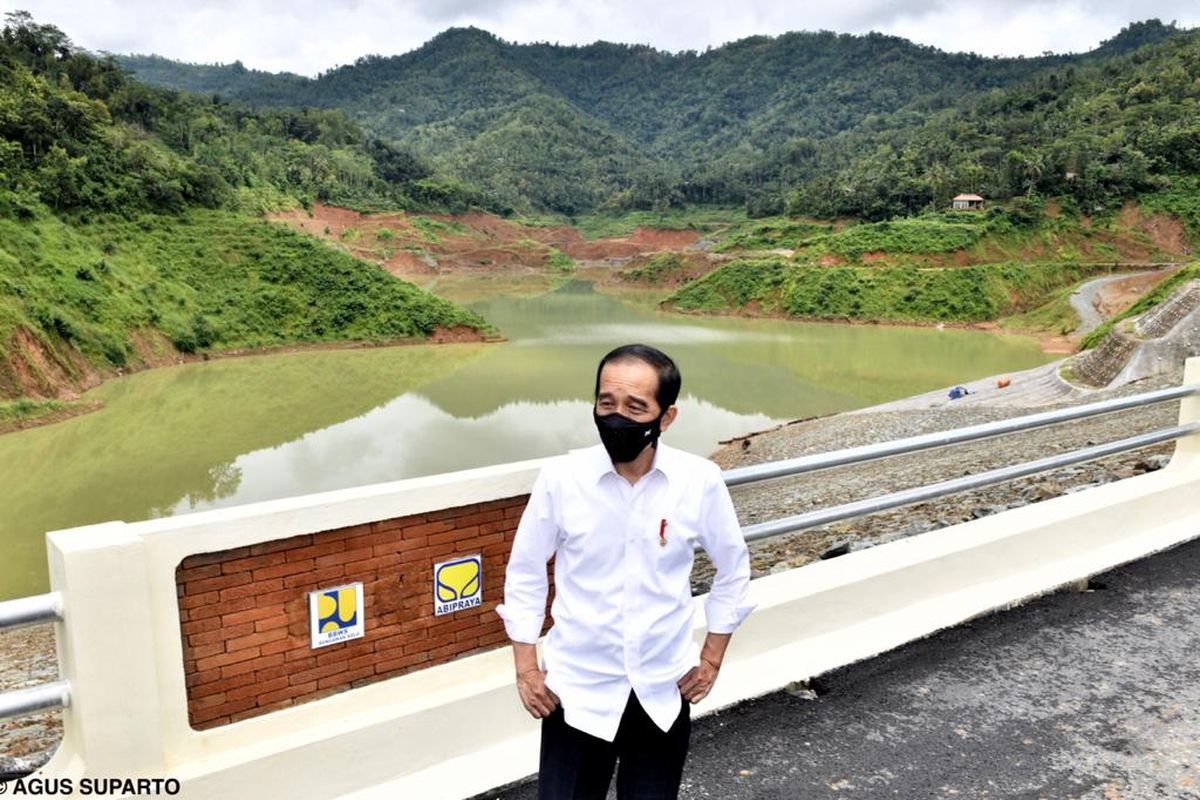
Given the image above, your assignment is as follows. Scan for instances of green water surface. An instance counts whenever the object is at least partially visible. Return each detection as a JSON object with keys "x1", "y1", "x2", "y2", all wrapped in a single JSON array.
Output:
[{"x1": 0, "y1": 280, "x2": 1051, "y2": 598}]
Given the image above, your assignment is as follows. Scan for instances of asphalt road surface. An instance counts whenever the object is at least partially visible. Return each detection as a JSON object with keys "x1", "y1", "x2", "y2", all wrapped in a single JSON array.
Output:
[{"x1": 478, "y1": 536, "x2": 1200, "y2": 799}]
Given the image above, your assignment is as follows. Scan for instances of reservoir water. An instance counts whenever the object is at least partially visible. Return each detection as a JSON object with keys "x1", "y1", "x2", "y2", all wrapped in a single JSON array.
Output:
[{"x1": 0, "y1": 280, "x2": 1053, "y2": 598}]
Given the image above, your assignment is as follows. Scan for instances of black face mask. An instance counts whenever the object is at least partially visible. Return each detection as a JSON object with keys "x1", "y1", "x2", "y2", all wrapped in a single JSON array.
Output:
[{"x1": 593, "y1": 410, "x2": 662, "y2": 463}]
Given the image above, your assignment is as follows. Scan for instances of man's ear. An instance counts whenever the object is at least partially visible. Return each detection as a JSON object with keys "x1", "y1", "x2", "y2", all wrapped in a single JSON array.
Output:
[{"x1": 660, "y1": 405, "x2": 678, "y2": 433}]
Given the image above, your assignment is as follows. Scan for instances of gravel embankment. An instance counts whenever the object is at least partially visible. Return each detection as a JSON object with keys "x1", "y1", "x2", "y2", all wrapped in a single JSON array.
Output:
[
  {"x1": 2, "y1": 368, "x2": 1188, "y2": 773},
  {"x1": 692, "y1": 369, "x2": 1184, "y2": 590},
  {"x1": 0, "y1": 626, "x2": 60, "y2": 777}
]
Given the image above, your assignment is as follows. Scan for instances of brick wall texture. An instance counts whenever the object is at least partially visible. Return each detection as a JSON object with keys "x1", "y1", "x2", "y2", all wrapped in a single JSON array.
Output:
[{"x1": 175, "y1": 494, "x2": 544, "y2": 729}]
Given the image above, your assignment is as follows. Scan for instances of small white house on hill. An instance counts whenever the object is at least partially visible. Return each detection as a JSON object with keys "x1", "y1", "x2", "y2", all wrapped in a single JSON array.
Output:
[{"x1": 952, "y1": 193, "x2": 985, "y2": 211}]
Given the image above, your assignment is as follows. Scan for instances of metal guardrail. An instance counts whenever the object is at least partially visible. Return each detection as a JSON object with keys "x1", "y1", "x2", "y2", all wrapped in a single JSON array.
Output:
[
  {"x1": 0, "y1": 383, "x2": 1194, "y2": 723},
  {"x1": 741, "y1": 422, "x2": 1200, "y2": 542},
  {"x1": 721, "y1": 382, "x2": 1200, "y2": 541},
  {"x1": 724, "y1": 383, "x2": 1200, "y2": 487},
  {"x1": 0, "y1": 592, "x2": 65, "y2": 721},
  {"x1": 0, "y1": 681, "x2": 69, "y2": 720},
  {"x1": 0, "y1": 592, "x2": 62, "y2": 631}
]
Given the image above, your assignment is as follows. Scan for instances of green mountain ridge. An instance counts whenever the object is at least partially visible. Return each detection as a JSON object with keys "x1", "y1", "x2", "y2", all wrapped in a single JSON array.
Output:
[
  {"x1": 118, "y1": 19, "x2": 1191, "y2": 215},
  {"x1": 4, "y1": 9, "x2": 1199, "y2": 413}
]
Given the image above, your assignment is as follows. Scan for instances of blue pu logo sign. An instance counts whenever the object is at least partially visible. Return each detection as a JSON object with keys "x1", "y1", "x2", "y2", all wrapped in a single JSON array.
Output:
[
  {"x1": 308, "y1": 582, "x2": 365, "y2": 649},
  {"x1": 434, "y1": 555, "x2": 483, "y2": 616}
]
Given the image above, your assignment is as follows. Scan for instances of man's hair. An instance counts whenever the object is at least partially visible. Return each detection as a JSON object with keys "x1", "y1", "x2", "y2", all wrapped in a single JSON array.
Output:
[{"x1": 593, "y1": 343, "x2": 681, "y2": 412}]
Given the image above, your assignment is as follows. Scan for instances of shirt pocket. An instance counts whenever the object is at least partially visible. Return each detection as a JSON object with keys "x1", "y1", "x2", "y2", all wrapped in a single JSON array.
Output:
[
  {"x1": 557, "y1": 501, "x2": 595, "y2": 551},
  {"x1": 652, "y1": 482, "x2": 702, "y2": 554},
  {"x1": 653, "y1": 514, "x2": 699, "y2": 553},
  {"x1": 557, "y1": 497, "x2": 625, "y2": 587}
]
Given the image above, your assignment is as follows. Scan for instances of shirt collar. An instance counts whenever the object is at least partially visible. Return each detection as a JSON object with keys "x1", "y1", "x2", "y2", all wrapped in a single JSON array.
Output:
[{"x1": 587, "y1": 441, "x2": 678, "y2": 485}]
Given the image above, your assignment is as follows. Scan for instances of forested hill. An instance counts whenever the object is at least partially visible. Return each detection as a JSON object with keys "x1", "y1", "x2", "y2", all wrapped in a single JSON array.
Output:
[
  {"x1": 0, "y1": 12, "x2": 488, "y2": 409},
  {"x1": 119, "y1": 20, "x2": 1191, "y2": 216}
]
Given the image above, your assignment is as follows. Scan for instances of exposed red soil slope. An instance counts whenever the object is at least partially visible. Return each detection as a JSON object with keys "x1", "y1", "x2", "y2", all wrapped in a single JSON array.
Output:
[
  {"x1": 612, "y1": 251, "x2": 719, "y2": 288},
  {"x1": 0, "y1": 325, "x2": 226, "y2": 405},
  {"x1": 629, "y1": 227, "x2": 701, "y2": 249},
  {"x1": 269, "y1": 204, "x2": 701, "y2": 276},
  {"x1": 1094, "y1": 269, "x2": 1177, "y2": 318},
  {"x1": 0, "y1": 328, "x2": 101, "y2": 401}
]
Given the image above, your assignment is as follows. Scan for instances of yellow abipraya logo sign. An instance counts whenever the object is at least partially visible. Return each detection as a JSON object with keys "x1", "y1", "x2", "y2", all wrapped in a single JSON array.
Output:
[
  {"x1": 308, "y1": 582, "x2": 365, "y2": 649},
  {"x1": 434, "y1": 555, "x2": 482, "y2": 616}
]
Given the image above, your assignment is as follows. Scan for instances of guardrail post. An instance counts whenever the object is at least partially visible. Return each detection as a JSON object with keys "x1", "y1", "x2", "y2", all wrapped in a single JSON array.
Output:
[
  {"x1": 42, "y1": 522, "x2": 168, "y2": 776},
  {"x1": 1175, "y1": 357, "x2": 1200, "y2": 468}
]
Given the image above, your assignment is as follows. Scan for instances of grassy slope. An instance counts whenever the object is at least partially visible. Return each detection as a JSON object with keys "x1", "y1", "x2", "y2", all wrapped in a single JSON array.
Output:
[
  {"x1": 713, "y1": 202, "x2": 1180, "y2": 263},
  {"x1": 667, "y1": 259, "x2": 1112, "y2": 323},
  {"x1": 566, "y1": 207, "x2": 746, "y2": 240},
  {"x1": 0, "y1": 397, "x2": 85, "y2": 428},
  {"x1": 0, "y1": 209, "x2": 491, "y2": 400},
  {"x1": 667, "y1": 201, "x2": 1193, "y2": 326}
]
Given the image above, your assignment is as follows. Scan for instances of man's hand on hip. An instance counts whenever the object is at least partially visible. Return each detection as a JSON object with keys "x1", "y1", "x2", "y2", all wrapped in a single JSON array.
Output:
[
  {"x1": 517, "y1": 668, "x2": 560, "y2": 718},
  {"x1": 679, "y1": 632, "x2": 730, "y2": 703},
  {"x1": 677, "y1": 657, "x2": 720, "y2": 704}
]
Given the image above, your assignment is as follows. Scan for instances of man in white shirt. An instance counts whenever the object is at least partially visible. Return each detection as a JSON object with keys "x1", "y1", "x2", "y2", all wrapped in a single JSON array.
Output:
[{"x1": 496, "y1": 343, "x2": 755, "y2": 799}]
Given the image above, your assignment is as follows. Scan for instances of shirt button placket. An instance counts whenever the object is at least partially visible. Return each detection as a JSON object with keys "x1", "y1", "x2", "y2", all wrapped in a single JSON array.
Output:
[{"x1": 623, "y1": 509, "x2": 638, "y2": 671}]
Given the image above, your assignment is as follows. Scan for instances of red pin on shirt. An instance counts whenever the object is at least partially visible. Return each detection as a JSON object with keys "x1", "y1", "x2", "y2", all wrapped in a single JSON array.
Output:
[{"x1": 659, "y1": 519, "x2": 667, "y2": 547}]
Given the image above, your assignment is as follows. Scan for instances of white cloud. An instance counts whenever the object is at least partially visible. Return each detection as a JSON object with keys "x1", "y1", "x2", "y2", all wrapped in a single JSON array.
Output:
[
  {"x1": 0, "y1": 0, "x2": 1196, "y2": 75},
  {"x1": 881, "y1": 0, "x2": 1198, "y2": 57}
]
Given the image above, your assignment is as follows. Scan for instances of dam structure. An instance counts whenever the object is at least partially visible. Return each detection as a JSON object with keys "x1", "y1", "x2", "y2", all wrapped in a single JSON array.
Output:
[{"x1": 1, "y1": 359, "x2": 1199, "y2": 798}]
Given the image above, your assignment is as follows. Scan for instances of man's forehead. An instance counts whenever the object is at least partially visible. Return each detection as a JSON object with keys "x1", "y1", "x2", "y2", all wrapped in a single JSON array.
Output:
[{"x1": 598, "y1": 359, "x2": 659, "y2": 396}]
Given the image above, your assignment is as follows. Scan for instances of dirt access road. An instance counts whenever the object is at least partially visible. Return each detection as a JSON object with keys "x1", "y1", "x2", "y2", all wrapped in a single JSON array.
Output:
[{"x1": 1070, "y1": 267, "x2": 1177, "y2": 336}]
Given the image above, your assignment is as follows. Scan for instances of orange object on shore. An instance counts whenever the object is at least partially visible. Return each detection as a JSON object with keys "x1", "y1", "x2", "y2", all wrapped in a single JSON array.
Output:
[{"x1": 997, "y1": 377, "x2": 1011, "y2": 389}]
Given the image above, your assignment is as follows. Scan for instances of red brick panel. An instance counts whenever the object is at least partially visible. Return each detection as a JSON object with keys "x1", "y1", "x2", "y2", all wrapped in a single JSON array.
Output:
[{"x1": 176, "y1": 494, "x2": 549, "y2": 729}]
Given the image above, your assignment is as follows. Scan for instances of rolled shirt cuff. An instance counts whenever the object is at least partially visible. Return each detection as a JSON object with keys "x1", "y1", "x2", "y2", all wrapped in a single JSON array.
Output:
[
  {"x1": 703, "y1": 597, "x2": 757, "y2": 635},
  {"x1": 495, "y1": 603, "x2": 545, "y2": 643}
]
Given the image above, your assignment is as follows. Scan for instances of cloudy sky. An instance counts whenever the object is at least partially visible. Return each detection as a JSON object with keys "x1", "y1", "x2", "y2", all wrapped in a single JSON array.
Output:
[{"x1": 2, "y1": 1, "x2": 1197, "y2": 76}]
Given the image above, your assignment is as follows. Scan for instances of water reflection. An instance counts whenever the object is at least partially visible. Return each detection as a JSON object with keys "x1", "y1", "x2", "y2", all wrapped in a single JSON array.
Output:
[
  {"x1": 0, "y1": 278, "x2": 1052, "y2": 598},
  {"x1": 0, "y1": 344, "x2": 488, "y2": 597},
  {"x1": 173, "y1": 394, "x2": 778, "y2": 515},
  {"x1": 426, "y1": 281, "x2": 1049, "y2": 418}
]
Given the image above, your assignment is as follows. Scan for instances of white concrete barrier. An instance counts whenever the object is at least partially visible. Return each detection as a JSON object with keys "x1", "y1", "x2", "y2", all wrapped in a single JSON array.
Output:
[{"x1": 33, "y1": 359, "x2": 1200, "y2": 799}]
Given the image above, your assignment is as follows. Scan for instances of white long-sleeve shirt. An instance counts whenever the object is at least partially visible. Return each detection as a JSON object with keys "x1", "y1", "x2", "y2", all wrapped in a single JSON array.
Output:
[{"x1": 496, "y1": 442, "x2": 756, "y2": 742}]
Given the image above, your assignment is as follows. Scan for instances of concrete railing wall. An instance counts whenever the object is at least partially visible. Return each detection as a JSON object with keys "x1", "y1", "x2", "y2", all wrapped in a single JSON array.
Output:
[
  {"x1": 176, "y1": 496, "x2": 529, "y2": 729},
  {"x1": 39, "y1": 457, "x2": 548, "y2": 794},
  {"x1": 32, "y1": 358, "x2": 1200, "y2": 800}
]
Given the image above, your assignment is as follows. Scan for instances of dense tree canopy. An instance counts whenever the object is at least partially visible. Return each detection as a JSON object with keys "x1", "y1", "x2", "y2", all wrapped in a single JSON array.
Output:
[
  {"x1": 119, "y1": 19, "x2": 1192, "y2": 217},
  {"x1": 0, "y1": 12, "x2": 488, "y2": 404},
  {"x1": 0, "y1": 11, "x2": 474, "y2": 218}
]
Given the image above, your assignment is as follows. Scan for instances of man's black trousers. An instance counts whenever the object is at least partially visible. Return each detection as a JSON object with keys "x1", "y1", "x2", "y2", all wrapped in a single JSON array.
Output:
[{"x1": 537, "y1": 691, "x2": 691, "y2": 800}]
